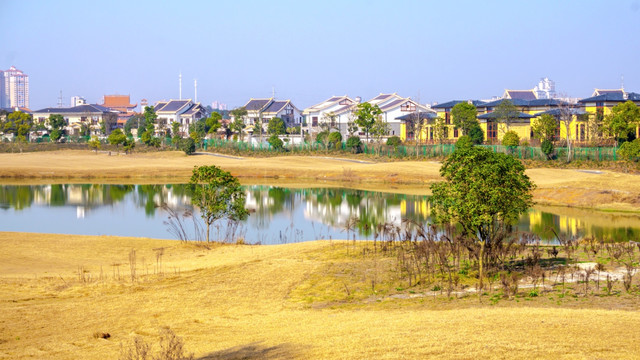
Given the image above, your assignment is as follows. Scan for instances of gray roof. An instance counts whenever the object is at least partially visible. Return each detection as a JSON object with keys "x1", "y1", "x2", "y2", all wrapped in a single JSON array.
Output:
[
  {"x1": 537, "y1": 108, "x2": 587, "y2": 117},
  {"x1": 506, "y1": 90, "x2": 537, "y2": 100},
  {"x1": 33, "y1": 104, "x2": 115, "y2": 114},
  {"x1": 396, "y1": 112, "x2": 437, "y2": 121},
  {"x1": 579, "y1": 92, "x2": 640, "y2": 103},
  {"x1": 264, "y1": 100, "x2": 288, "y2": 113},
  {"x1": 432, "y1": 100, "x2": 486, "y2": 109},
  {"x1": 477, "y1": 111, "x2": 534, "y2": 120},
  {"x1": 244, "y1": 99, "x2": 271, "y2": 111},
  {"x1": 158, "y1": 100, "x2": 190, "y2": 112}
]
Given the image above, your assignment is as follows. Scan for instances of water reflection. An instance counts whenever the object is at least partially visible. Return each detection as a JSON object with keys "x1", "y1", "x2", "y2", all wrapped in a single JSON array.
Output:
[{"x1": 1, "y1": 184, "x2": 639, "y2": 243}]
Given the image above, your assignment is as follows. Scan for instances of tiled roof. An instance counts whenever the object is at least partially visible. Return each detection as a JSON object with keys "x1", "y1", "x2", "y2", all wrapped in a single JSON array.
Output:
[
  {"x1": 304, "y1": 96, "x2": 351, "y2": 113},
  {"x1": 432, "y1": 100, "x2": 486, "y2": 109},
  {"x1": 378, "y1": 98, "x2": 405, "y2": 111},
  {"x1": 537, "y1": 108, "x2": 587, "y2": 117},
  {"x1": 396, "y1": 111, "x2": 437, "y2": 121},
  {"x1": 154, "y1": 101, "x2": 168, "y2": 112},
  {"x1": 579, "y1": 92, "x2": 640, "y2": 103},
  {"x1": 181, "y1": 103, "x2": 205, "y2": 116},
  {"x1": 102, "y1": 95, "x2": 136, "y2": 109},
  {"x1": 157, "y1": 100, "x2": 190, "y2": 113},
  {"x1": 593, "y1": 89, "x2": 624, "y2": 96},
  {"x1": 244, "y1": 99, "x2": 272, "y2": 111},
  {"x1": 477, "y1": 111, "x2": 534, "y2": 120},
  {"x1": 505, "y1": 90, "x2": 537, "y2": 100},
  {"x1": 263, "y1": 100, "x2": 289, "y2": 113},
  {"x1": 32, "y1": 104, "x2": 115, "y2": 114},
  {"x1": 480, "y1": 99, "x2": 531, "y2": 108}
]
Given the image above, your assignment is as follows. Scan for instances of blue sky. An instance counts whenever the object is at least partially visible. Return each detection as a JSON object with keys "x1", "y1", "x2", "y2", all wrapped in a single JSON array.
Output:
[{"x1": 2, "y1": 0, "x2": 639, "y2": 110}]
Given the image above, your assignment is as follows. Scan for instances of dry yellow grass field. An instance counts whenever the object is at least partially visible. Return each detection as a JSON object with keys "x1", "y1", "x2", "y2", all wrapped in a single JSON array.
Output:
[
  {"x1": 1, "y1": 150, "x2": 640, "y2": 211},
  {"x1": 1, "y1": 232, "x2": 640, "y2": 359}
]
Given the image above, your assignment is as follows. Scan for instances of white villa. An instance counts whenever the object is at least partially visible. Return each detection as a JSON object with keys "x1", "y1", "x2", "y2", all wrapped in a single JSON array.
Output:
[
  {"x1": 154, "y1": 99, "x2": 207, "y2": 136},
  {"x1": 239, "y1": 98, "x2": 303, "y2": 132},
  {"x1": 31, "y1": 104, "x2": 118, "y2": 135},
  {"x1": 369, "y1": 93, "x2": 433, "y2": 137},
  {"x1": 302, "y1": 95, "x2": 358, "y2": 134}
]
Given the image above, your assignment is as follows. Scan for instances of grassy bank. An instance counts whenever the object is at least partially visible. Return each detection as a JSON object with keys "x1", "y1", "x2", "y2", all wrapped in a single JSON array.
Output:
[{"x1": 1, "y1": 232, "x2": 639, "y2": 359}]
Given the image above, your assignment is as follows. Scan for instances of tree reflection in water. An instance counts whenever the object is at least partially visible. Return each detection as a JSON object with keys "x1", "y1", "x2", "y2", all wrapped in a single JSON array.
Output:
[{"x1": 1, "y1": 184, "x2": 639, "y2": 243}]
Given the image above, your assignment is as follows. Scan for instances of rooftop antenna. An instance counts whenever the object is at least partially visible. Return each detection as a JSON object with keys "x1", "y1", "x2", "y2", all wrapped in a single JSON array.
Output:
[
  {"x1": 194, "y1": 79, "x2": 197, "y2": 103},
  {"x1": 179, "y1": 71, "x2": 182, "y2": 100},
  {"x1": 57, "y1": 90, "x2": 63, "y2": 108}
]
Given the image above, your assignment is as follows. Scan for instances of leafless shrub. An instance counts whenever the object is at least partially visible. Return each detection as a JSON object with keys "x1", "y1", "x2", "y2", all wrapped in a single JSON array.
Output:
[
  {"x1": 119, "y1": 328, "x2": 193, "y2": 360},
  {"x1": 129, "y1": 249, "x2": 137, "y2": 283}
]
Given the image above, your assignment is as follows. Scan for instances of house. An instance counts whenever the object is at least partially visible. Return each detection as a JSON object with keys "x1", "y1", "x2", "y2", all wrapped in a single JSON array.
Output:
[
  {"x1": 367, "y1": 93, "x2": 432, "y2": 139},
  {"x1": 239, "y1": 98, "x2": 303, "y2": 133},
  {"x1": 578, "y1": 90, "x2": 640, "y2": 140},
  {"x1": 154, "y1": 99, "x2": 207, "y2": 136},
  {"x1": 100, "y1": 95, "x2": 137, "y2": 129},
  {"x1": 430, "y1": 100, "x2": 486, "y2": 141},
  {"x1": 31, "y1": 104, "x2": 118, "y2": 135},
  {"x1": 503, "y1": 89, "x2": 538, "y2": 101},
  {"x1": 302, "y1": 95, "x2": 358, "y2": 134}
]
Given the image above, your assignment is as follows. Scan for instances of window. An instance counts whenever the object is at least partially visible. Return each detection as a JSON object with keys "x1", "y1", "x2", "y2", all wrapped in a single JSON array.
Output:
[
  {"x1": 445, "y1": 112, "x2": 451, "y2": 125},
  {"x1": 577, "y1": 123, "x2": 586, "y2": 141},
  {"x1": 487, "y1": 121, "x2": 497, "y2": 139},
  {"x1": 429, "y1": 127, "x2": 434, "y2": 140},
  {"x1": 401, "y1": 102, "x2": 416, "y2": 112},
  {"x1": 453, "y1": 128, "x2": 459, "y2": 138},
  {"x1": 312, "y1": 116, "x2": 318, "y2": 126},
  {"x1": 443, "y1": 127, "x2": 448, "y2": 139}
]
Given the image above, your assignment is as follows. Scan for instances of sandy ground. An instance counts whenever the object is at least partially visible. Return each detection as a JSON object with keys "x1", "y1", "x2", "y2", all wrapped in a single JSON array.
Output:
[
  {"x1": 1, "y1": 150, "x2": 640, "y2": 211},
  {"x1": 1, "y1": 232, "x2": 639, "y2": 359}
]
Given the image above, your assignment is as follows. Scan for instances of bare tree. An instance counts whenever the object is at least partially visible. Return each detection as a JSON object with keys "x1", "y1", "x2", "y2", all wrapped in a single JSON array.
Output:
[{"x1": 557, "y1": 95, "x2": 576, "y2": 162}]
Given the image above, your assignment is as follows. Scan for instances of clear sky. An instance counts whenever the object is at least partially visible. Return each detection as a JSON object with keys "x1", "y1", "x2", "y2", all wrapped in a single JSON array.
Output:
[{"x1": 2, "y1": 0, "x2": 639, "y2": 110}]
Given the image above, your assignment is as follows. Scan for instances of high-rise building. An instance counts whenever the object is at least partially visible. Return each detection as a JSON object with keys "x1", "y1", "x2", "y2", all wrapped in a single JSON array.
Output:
[
  {"x1": 0, "y1": 66, "x2": 30, "y2": 109},
  {"x1": 70, "y1": 96, "x2": 87, "y2": 107}
]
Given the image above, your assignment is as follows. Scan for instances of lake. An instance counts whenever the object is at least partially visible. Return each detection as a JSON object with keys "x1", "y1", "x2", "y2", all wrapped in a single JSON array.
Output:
[{"x1": 1, "y1": 184, "x2": 640, "y2": 244}]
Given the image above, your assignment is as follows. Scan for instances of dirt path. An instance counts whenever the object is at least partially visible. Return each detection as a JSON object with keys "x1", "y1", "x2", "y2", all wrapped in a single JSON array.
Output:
[{"x1": 1, "y1": 150, "x2": 639, "y2": 211}]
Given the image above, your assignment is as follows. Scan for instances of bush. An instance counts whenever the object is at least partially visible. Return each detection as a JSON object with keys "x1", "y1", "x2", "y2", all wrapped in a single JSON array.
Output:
[
  {"x1": 316, "y1": 130, "x2": 329, "y2": 144},
  {"x1": 346, "y1": 136, "x2": 362, "y2": 153},
  {"x1": 468, "y1": 125, "x2": 484, "y2": 145},
  {"x1": 328, "y1": 132, "x2": 342, "y2": 149},
  {"x1": 541, "y1": 139, "x2": 554, "y2": 160},
  {"x1": 618, "y1": 139, "x2": 640, "y2": 161},
  {"x1": 502, "y1": 130, "x2": 520, "y2": 147},
  {"x1": 268, "y1": 134, "x2": 284, "y2": 150},
  {"x1": 456, "y1": 135, "x2": 473, "y2": 149},
  {"x1": 179, "y1": 137, "x2": 195, "y2": 155},
  {"x1": 386, "y1": 135, "x2": 402, "y2": 147}
]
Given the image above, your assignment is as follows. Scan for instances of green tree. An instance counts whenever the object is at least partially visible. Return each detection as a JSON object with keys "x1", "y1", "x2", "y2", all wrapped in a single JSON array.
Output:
[
  {"x1": 532, "y1": 114, "x2": 557, "y2": 141},
  {"x1": 268, "y1": 134, "x2": 284, "y2": 150},
  {"x1": 267, "y1": 117, "x2": 286, "y2": 135},
  {"x1": 494, "y1": 99, "x2": 518, "y2": 133},
  {"x1": 48, "y1": 114, "x2": 66, "y2": 142},
  {"x1": 206, "y1": 112, "x2": 222, "y2": 135},
  {"x1": 88, "y1": 136, "x2": 101, "y2": 154},
  {"x1": 140, "y1": 106, "x2": 157, "y2": 145},
  {"x1": 179, "y1": 137, "x2": 196, "y2": 155},
  {"x1": 604, "y1": 100, "x2": 640, "y2": 147},
  {"x1": 354, "y1": 102, "x2": 382, "y2": 143},
  {"x1": 430, "y1": 146, "x2": 534, "y2": 292},
  {"x1": 123, "y1": 138, "x2": 135, "y2": 154},
  {"x1": 432, "y1": 117, "x2": 447, "y2": 144},
  {"x1": 541, "y1": 139, "x2": 554, "y2": 160},
  {"x1": 451, "y1": 102, "x2": 478, "y2": 135},
  {"x1": 501, "y1": 130, "x2": 520, "y2": 147},
  {"x1": 229, "y1": 107, "x2": 247, "y2": 141},
  {"x1": 108, "y1": 128, "x2": 127, "y2": 153},
  {"x1": 5, "y1": 111, "x2": 33, "y2": 142},
  {"x1": 386, "y1": 135, "x2": 402, "y2": 147},
  {"x1": 468, "y1": 124, "x2": 484, "y2": 145},
  {"x1": 328, "y1": 131, "x2": 343, "y2": 149},
  {"x1": 125, "y1": 114, "x2": 143, "y2": 137},
  {"x1": 171, "y1": 121, "x2": 181, "y2": 138},
  {"x1": 618, "y1": 138, "x2": 640, "y2": 161},
  {"x1": 188, "y1": 165, "x2": 249, "y2": 242},
  {"x1": 346, "y1": 135, "x2": 362, "y2": 153},
  {"x1": 370, "y1": 117, "x2": 390, "y2": 155}
]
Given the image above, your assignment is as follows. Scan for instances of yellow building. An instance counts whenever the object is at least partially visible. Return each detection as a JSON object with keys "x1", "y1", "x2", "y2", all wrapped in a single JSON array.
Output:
[{"x1": 578, "y1": 90, "x2": 640, "y2": 140}]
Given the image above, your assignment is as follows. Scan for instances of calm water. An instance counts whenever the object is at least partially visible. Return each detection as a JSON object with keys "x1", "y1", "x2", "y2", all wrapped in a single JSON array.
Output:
[{"x1": 1, "y1": 184, "x2": 639, "y2": 244}]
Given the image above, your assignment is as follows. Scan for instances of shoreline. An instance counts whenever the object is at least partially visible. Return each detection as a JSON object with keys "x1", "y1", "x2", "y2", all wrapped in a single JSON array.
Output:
[{"x1": 1, "y1": 150, "x2": 640, "y2": 212}]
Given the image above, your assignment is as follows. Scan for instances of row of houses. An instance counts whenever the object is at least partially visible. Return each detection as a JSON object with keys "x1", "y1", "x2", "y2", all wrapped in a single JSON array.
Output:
[{"x1": 23, "y1": 86, "x2": 640, "y2": 143}]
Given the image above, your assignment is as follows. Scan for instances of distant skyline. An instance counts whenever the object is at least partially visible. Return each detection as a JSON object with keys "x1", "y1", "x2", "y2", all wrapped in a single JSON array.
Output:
[{"x1": 1, "y1": 0, "x2": 639, "y2": 110}]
